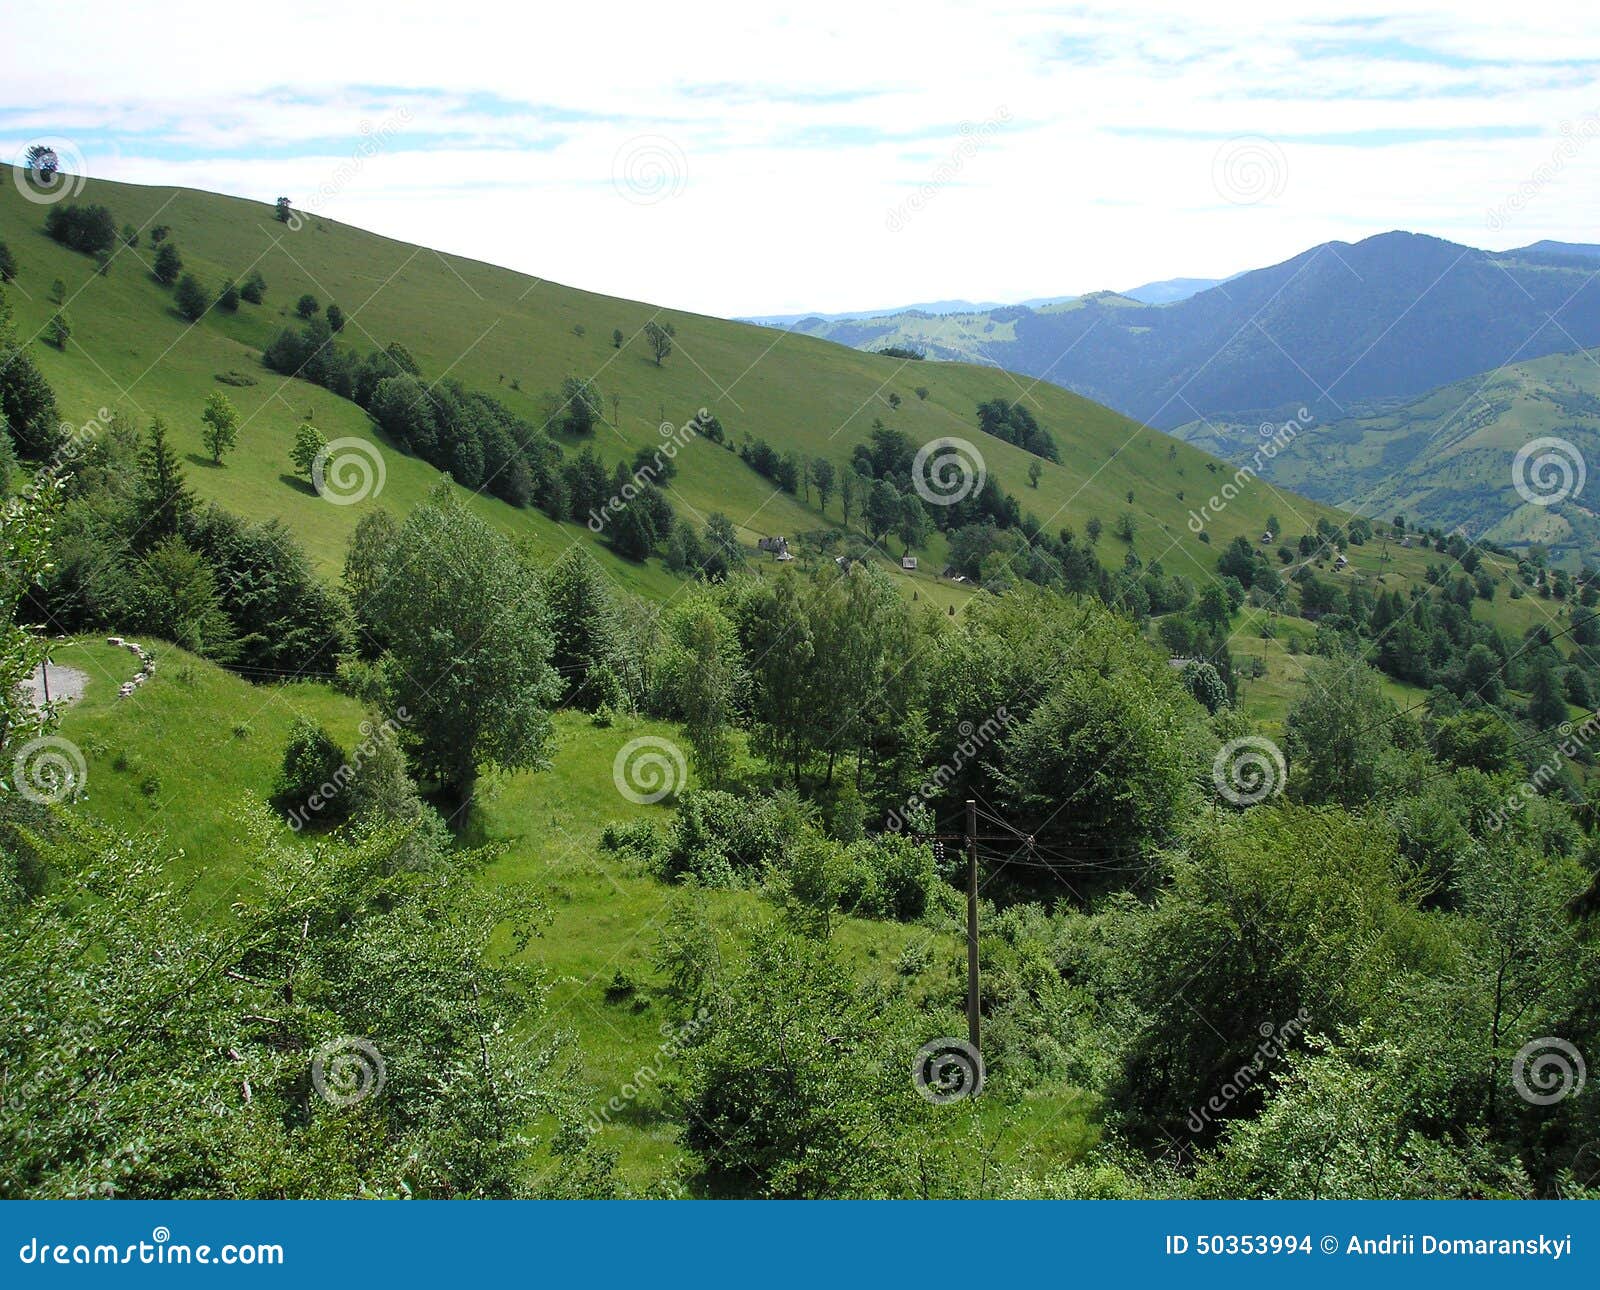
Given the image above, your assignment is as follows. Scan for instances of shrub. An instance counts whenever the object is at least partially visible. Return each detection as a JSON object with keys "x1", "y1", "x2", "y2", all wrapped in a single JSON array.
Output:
[
  {"x1": 174, "y1": 273, "x2": 209, "y2": 322},
  {"x1": 662, "y1": 789, "x2": 795, "y2": 884},
  {"x1": 44, "y1": 203, "x2": 117, "y2": 257},
  {"x1": 271, "y1": 718, "x2": 351, "y2": 826}
]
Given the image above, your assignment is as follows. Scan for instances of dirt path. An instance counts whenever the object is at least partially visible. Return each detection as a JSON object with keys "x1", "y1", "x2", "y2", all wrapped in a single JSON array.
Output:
[{"x1": 21, "y1": 662, "x2": 89, "y2": 710}]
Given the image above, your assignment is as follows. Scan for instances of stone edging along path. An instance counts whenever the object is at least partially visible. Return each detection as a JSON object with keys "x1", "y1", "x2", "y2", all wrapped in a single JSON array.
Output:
[{"x1": 105, "y1": 636, "x2": 157, "y2": 698}]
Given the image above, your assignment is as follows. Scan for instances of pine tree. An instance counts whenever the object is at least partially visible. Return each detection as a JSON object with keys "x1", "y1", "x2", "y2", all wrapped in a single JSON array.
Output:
[
  {"x1": 544, "y1": 547, "x2": 622, "y2": 709},
  {"x1": 133, "y1": 416, "x2": 194, "y2": 547}
]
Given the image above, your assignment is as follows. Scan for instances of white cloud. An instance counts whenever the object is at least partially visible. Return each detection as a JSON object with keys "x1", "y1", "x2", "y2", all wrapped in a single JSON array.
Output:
[{"x1": 8, "y1": 0, "x2": 1600, "y2": 315}]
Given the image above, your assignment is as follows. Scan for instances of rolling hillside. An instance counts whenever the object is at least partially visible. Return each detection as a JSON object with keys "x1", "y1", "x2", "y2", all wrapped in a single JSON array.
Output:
[
  {"x1": 766, "y1": 233, "x2": 1600, "y2": 433},
  {"x1": 2, "y1": 165, "x2": 1347, "y2": 608},
  {"x1": 1177, "y1": 346, "x2": 1600, "y2": 568}
]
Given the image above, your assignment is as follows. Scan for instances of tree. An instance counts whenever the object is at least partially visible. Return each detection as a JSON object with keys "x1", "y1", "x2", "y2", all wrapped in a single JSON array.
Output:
[
  {"x1": 0, "y1": 318, "x2": 61, "y2": 456},
  {"x1": 217, "y1": 278, "x2": 240, "y2": 311},
  {"x1": 1119, "y1": 808, "x2": 1427, "y2": 1146},
  {"x1": 0, "y1": 471, "x2": 62, "y2": 763},
  {"x1": 1115, "y1": 511, "x2": 1137, "y2": 542},
  {"x1": 701, "y1": 513, "x2": 744, "y2": 581},
  {"x1": 544, "y1": 548, "x2": 623, "y2": 710},
  {"x1": 199, "y1": 391, "x2": 239, "y2": 465},
  {"x1": 240, "y1": 270, "x2": 267, "y2": 304},
  {"x1": 1284, "y1": 653, "x2": 1397, "y2": 807},
  {"x1": 745, "y1": 576, "x2": 818, "y2": 783},
  {"x1": 658, "y1": 592, "x2": 747, "y2": 787},
  {"x1": 132, "y1": 416, "x2": 194, "y2": 546},
  {"x1": 1196, "y1": 582, "x2": 1232, "y2": 632},
  {"x1": 24, "y1": 144, "x2": 58, "y2": 179},
  {"x1": 153, "y1": 241, "x2": 182, "y2": 286},
  {"x1": 896, "y1": 492, "x2": 930, "y2": 554},
  {"x1": 275, "y1": 196, "x2": 293, "y2": 222},
  {"x1": 612, "y1": 327, "x2": 624, "y2": 349},
  {"x1": 1527, "y1": 660, "x2": 1569, "y2": 730},
  {"x1": 325, "y1": 302, "x2": 345, "y2": 332},
  {"x1": 291, "y1": 422, "x2": 326, "y2": 480},
  {"x1": 998, "y1": 651, "x2": 1196, "y2": 855},
  {"x1": 840, "y1": 467, "x2": 858, "y2": 528},
  {"x1": 44, "y1": 312, "x2": 69, "y2": 349},
  {"x1": 174, "y1": 273, "x2": 209, "y2": 321},
  {"x1": 43, "y1": 204, "x2": 116, "y2": 256},
  {"x1": 362, "y1": 485, "x2": 561, "y2": 807},
  {"x1": 644, "y1": 319, "x2": 676, "y2": 366},
  {"x1": 1181, "y1": 659, "x2": 1228, "y2": 713},
  {"x1": 1028, "y1": 459, "x2": 1042, "y2": 488},
  {"x1": 0, "y1": 241, "x2": 15, "y2": 282},
  {"x1": 1085, "y1": 515, "x2": 1102, "y2": 543},
  {"x1": 0, "y1": 809, "x2": 611, "y2": 1198},
  {"x1": 680, "y1": 932, "x2": 914, "y2": 1197},
  {"x1": 133, "y1": 535, "x2": 235, "y2": 657},
  {"x1": 811, "y1": 457, "x2": 835, "y2": 513},
  {"x1": 559, "y1": 376, "x2": 603, "y2": 435},
  {"x1": 296, "y1": 293, "x2": 320, "y2": 319},
  {"x1": 866, "y1": 477, "x2": 900, "y2": 542}
]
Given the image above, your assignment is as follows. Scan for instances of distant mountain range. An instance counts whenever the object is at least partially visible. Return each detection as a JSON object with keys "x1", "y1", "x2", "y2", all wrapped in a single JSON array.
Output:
[
  {"x1": 758, "y1": 232, "x2": 1600, "y2": 563},
  {"x1": 760, "y1": 233, "x2": 1600, "y2": 433},
  {"x1": 744, "y1": 275, "x2": 1223, "y2": 327}
]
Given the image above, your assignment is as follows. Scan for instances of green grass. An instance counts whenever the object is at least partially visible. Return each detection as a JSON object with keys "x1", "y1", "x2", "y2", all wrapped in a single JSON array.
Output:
[
  {"x1": 3, "y1": 166, "x2": 1370, "y2": 609},
  {"x1": 51, "y1": 641, "x2": 1096, "y2": 1188},
  {"x1": 51, "y1": 636, "x2": 373, "y2": 910}
]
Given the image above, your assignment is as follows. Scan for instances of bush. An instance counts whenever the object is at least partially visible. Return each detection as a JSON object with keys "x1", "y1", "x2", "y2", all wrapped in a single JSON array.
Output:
[
  {"x1": 835, "y1": 834, "x2": 935, "y2": 921},
  {"x1": 174, "y1": 274, "x2": 209, "y2": 322},
  {"x1": 663, "y1": 789, "x2": 795, "y2": 884},
  {"x1": 44, "y1": 203, "x2": 117, "y2": 257},
  {"x1": 153, "y1": 241, "x2": 182, "y2": 286},
  {"x1": 600, "y1": 817, "x2": 662, "y2": 865},
  {"x1": 271, "y1": 719, "x2": 351, "y2": 826}
]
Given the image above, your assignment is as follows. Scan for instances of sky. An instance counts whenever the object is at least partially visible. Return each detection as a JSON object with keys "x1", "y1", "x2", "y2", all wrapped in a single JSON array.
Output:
[{"x1": 5, "y1": 0, "x2": 1600, "y2": 318}]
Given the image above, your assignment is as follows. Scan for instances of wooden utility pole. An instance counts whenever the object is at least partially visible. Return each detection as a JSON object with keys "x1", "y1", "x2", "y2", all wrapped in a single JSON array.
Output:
[{"x1": 965, "y1": 797, "x2": 980, "y2": 1053}]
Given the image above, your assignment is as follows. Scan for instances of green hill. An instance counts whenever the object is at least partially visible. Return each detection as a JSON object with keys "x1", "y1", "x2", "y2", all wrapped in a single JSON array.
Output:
[
  {"x1": 3, "y1": 165, "x2": 1343, "y2": 604},
  {"x1": 44, "y1": 635, "x2": 1089, "y2": 1187},
  {"x1": 1176, "y1": 347, "x2": 1600, "y2": 568}
]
